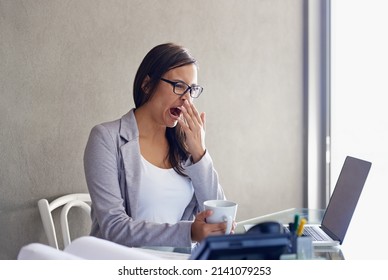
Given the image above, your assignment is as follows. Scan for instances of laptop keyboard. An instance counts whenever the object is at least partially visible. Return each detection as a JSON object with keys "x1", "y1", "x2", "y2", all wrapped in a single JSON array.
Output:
[
  {"x1": 302, "y1": 227, "x2": 327, "y2": 241},
  {"x1": 284, "y1": 225, "x2": 330, "y2": 242}
]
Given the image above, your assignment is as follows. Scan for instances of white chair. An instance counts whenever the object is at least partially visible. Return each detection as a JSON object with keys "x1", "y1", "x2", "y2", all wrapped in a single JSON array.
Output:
[{"x1": 37, "y1": 193, "x2": 91, "y2": 249}]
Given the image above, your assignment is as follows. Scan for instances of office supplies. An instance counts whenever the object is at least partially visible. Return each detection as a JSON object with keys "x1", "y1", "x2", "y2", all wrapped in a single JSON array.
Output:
[
  {"x1": 288, "y1": 222, "x2": 295, "y2": 234},
  {"x1": 296, "y1": 218, "x2": 307, "y2": 236},
  {"x1": 294, "y1": 214, "x2": 300, "y2": 231},
  {"x1": 296, "y1": 236, "x2": 313, "y2": 259},
  {"x1": 287, "y1": 156, "x2": 371, "y2": 246},
  {"x1": 189, "y1": 233, "x2": 290, "y2": 260}
]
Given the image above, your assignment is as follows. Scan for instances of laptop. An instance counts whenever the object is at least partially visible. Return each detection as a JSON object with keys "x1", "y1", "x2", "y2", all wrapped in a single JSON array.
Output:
[{"x1": 290, "y1": 156, "x2": 372, "y2": 246}]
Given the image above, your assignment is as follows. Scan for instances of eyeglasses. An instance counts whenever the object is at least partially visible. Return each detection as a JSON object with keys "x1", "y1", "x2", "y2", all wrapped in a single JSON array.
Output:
[{"x1": 160, "y1": 78, "x2": 203, "y2": 98}]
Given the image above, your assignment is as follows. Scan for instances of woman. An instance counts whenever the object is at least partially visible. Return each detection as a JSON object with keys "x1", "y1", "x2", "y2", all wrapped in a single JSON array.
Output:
[{"x1": 83, "y1": 43, "x2": 227, "y2": 248}]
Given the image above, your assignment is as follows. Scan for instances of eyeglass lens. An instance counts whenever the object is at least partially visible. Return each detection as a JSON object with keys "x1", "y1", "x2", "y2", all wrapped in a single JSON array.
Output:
[{"x1": 174, "y1": 82, "x2": 202, "y2": 98}]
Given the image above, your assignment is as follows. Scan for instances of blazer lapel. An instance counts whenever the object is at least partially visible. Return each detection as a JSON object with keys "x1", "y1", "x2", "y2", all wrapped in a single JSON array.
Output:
[{"x1": 119, "y1": 109, "x2": 142, "y2": 219}]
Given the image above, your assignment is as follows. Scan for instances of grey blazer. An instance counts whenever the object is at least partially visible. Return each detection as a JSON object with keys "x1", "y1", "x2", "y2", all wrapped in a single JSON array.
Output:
[{"x1": 83, "y1": 109, "x2": 225, "y2": 247}]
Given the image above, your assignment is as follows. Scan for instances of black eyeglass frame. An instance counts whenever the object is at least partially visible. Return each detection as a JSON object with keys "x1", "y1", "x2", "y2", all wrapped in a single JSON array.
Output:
[{"x1": 160, "y1": 78, "x2": 203, "y2": 98}]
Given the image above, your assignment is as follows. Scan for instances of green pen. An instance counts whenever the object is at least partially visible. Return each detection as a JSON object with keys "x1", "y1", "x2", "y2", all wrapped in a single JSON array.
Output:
[{"x1": 294, "y1": 214, "x2": 300, "y2": 232}]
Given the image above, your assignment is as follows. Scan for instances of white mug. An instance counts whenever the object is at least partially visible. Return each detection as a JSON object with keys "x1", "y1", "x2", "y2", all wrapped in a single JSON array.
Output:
[{"x1": 204, "y1": 200, "x2": 238, "y2": 234}]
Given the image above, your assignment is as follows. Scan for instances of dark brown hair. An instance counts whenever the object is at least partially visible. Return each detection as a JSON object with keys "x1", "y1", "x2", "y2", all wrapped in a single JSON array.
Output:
[{"x1": 133, "y1": 43, "x2": 198, "y2": 176}]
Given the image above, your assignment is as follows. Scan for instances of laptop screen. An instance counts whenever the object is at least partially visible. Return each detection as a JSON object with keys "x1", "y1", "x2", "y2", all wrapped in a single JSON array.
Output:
[{"x1": 321, "y1": 156, "x2": 371, "y2": 244}]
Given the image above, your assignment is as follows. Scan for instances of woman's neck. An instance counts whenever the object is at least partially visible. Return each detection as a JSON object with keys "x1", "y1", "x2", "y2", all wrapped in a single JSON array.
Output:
[
  {"x1": 134, "y1": 107, "x2": 171, "y2": 169},
  {"x1": 134, "y1": 106, "x2": 166, "y2": 141}
]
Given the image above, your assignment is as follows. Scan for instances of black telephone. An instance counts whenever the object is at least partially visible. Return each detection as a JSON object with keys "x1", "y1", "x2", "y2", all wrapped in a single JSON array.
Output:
[{"x1": 190, "y1": 221, "x2": 290, "y2": 260}]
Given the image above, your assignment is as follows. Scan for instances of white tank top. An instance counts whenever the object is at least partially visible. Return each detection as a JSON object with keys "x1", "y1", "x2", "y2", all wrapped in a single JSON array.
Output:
[{"x1": 137, "y1": 156, "x2": 194, "y2": 224}]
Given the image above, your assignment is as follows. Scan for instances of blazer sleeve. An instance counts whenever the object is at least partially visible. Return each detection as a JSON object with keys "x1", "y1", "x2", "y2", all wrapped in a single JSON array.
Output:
[
  {"x1": 183, "y1": 151, "x2": 226, "y2": 211},
  {"x1": 84, "y1": 124, "x2": 193, "y2": 248}
]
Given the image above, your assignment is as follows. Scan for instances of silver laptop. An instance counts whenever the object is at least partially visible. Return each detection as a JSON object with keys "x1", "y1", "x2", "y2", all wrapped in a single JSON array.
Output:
[{"x1": 296, "y1": 156, "x2": 371, "y2": 246}]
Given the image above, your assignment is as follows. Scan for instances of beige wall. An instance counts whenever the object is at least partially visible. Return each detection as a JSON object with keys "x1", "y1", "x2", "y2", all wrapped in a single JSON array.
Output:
[{"x1": 0, "y1": 0, "x2": 305, "y2": 259}]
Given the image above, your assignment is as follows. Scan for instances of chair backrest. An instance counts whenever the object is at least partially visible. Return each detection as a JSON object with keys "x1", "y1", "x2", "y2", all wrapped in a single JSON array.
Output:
[{"x1": 37, "y1": 193, "x2": 91, "y2": 249}]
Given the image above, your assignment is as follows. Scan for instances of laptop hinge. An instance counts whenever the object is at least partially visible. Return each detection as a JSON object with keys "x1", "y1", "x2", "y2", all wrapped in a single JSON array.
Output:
[{"x1": 320, "y1": 225, "x2": 342, "y2": 244}]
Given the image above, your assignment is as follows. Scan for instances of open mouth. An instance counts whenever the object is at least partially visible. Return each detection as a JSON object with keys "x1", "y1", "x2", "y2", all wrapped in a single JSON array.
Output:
[{"x1": 169, "y1": 107, "x2": 182, "y2": 118}]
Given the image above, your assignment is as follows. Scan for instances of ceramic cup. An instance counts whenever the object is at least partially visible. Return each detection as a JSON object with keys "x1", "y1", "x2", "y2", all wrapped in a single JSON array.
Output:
[{"x1": 203, "y1": 200, "x2": 238, "y2": 234}]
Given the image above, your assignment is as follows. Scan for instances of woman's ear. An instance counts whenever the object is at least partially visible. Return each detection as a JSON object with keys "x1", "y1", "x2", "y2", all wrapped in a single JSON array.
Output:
[{"x1": 141, "y1": 75, "x2": 151, "y2": 94}]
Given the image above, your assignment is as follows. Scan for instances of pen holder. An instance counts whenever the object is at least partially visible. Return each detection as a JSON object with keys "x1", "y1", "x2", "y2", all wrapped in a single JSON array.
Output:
[{"x1": 296, "y1": 236, "x2": 313, "y2": 259}]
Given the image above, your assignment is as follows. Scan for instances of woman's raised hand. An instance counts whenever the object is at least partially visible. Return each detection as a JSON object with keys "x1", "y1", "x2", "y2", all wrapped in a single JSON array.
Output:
[{"x1": 178, "y1": 100, "x2": 206, "y2": 163}]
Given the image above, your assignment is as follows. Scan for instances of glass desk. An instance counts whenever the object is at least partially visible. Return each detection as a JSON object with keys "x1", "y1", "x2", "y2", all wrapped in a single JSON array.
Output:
[
  {"x1": 137, "y1": 247, "x2": 191, "y2": 259},
  {"x1": 236, "y1": 208, "x2": 345, "y2": 260},
  {"x1": 142, "y1": 208, "x2": 344, "y2": 260}
]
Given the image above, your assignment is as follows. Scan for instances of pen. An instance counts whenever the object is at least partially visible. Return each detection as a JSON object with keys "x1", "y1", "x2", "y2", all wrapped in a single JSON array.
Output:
[
  {"x1": 296, "y1": 218, "x2": 307, "y2": 236},
  {"x1": 288, "y1": 222, "x2": 295, "y2": 234},
  {"x1": 294, "y1": 214, "x2": 300, "y2": 231}
]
